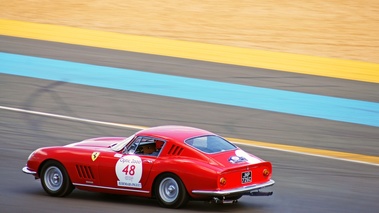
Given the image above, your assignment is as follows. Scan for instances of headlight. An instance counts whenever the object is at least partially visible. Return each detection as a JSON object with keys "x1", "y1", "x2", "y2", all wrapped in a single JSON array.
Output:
[{"x1": 27, "y1": 150, "x2": 37, "y2": 160}]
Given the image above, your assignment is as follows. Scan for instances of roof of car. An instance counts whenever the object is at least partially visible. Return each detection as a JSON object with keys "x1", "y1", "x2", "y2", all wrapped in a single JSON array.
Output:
[{"x1": 136, "y1": 125, "x2": 214, "y2": 142}]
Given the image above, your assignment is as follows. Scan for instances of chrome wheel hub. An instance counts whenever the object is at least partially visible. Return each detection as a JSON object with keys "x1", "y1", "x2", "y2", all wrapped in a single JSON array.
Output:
[
  {"x1": 159, "y1": 177, "x2": 179, "y2": 203},
  {"x1": 44, "y1": 166, "x2": 63, "y2": 191}
]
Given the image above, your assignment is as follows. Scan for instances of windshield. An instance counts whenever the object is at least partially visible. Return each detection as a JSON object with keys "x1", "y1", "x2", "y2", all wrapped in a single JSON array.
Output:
[
  {"x1": 185, "y1": 135, "x2": 236, "y2": 154},
  {"x1": 111, "y1": 134, "x2": 135, "y2": 152}
]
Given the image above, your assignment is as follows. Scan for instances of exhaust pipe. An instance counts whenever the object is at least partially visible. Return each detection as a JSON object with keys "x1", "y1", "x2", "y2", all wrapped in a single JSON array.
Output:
[
  {"x1": 250, "y1": 191, "x2": 273, "y2": 196},
  {"x1": 209, "y1": 197, "x2": 238, "y2": 204}
]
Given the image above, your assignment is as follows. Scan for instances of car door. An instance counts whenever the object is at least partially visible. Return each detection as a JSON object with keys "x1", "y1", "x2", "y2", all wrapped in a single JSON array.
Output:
[{"x1": 97, "y1": 136, "x2": 159, "y2": 192}]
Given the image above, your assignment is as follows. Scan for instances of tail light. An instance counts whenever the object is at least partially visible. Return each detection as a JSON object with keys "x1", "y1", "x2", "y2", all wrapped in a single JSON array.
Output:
[
  {"x1": 263, "y1": 169, "x2": 270, "y2": 177},
  {"x1": 219, "y1": 177, "x2": 227, "y2": 186}
]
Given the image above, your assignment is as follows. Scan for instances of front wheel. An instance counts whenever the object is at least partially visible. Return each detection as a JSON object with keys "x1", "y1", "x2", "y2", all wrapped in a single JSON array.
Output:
[
  {"x1": 155, "y1": 173, "x2": 189, "y2": 208},
  {"x1": 40, "y1": 161, "x2": 74, "y2": 197}
]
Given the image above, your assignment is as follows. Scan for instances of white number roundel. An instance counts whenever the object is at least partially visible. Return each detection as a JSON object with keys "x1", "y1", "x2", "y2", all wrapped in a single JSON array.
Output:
[
  {"x1": 115, "y1": 155, "x2": 143, "y2": 188},
  {"x1": 235, "y1": 150, "x2": 261, "y2": 164}
]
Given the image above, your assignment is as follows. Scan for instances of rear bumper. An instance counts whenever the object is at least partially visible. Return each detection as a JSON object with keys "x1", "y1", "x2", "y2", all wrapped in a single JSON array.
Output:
[
  {"x1": 192, "y1": 179, "x2": 275, "y2": 196},
  {"x1": 22, "y1": 167, "x2": 37, "y2": 175}
]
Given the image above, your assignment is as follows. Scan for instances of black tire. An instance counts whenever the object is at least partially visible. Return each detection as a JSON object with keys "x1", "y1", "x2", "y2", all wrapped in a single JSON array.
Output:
[
  {"x1": 40, "y1": 161, "x2": 74, "y2": 197},
  {"x1": 154, "y1": 173, "x2": 189, "y2": 208}
]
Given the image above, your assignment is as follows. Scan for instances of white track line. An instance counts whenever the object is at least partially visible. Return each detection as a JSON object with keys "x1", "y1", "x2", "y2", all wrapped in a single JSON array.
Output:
[
  {"x1": 1, "y1": 105, "x2": 378, "y2": 167},
  {"x1": 0, "y1": 106, "x2": 147, "y2": 130}
]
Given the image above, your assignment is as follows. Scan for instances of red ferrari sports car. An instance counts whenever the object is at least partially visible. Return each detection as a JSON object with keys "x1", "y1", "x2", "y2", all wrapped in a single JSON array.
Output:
[{"x1": 23, "y1": 125, "x2": 274, "y2": 208}]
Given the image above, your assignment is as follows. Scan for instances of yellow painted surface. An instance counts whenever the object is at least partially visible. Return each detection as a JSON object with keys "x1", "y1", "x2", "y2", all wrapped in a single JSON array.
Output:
[
  {"x1": 228, "y1": 137, "x2": 379, "y2": 166},
  {"x1": 1, "y1": 0, "x2": 379, "y2": 64},
  {"x1": 1, "y1": 19, "x2": 379, "y2": 83}
]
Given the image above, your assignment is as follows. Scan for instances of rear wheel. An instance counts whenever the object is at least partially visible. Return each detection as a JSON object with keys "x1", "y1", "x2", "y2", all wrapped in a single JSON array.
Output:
[
  {"x1": 155, "y1": 173, "x2": 188, "y2": 208},
  {"x1": 40, "y1": 161, "x2": 74, "y2": 197}
]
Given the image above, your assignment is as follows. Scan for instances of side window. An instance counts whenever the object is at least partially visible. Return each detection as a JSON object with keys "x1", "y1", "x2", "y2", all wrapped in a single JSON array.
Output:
[
  {"x1": 126, "y1": 137, "x2": 142, "y2": 154},
  {"x1": 126, "y1": 137, "x2": 165, "y2": 156},
  {"x1": 151, "y1": 139, "x2": 165, "y2": 156},
  {"x1": 185, "y1": 135, "x2": 236, "y2": 153}
]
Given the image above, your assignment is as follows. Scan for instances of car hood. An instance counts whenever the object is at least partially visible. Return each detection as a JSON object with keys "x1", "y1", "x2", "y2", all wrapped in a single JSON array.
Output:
[
  {"x1": 65, "y1": 137, "x2": 126, "y2": 148},
  {"x1": 209, "y1": 149, "x2": 264, "y2": 167}
]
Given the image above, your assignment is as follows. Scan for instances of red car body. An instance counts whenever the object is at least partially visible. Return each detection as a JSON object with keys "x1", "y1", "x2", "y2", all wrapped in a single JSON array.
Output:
[{"x1": 23, "y1": 125, "x2": 274, "y2": 208}]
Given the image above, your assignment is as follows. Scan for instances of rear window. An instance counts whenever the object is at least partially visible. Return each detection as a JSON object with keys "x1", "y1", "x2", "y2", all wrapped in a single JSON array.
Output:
[{"x1": 185, "y1": 135, "x2": 236, "y2": 154}]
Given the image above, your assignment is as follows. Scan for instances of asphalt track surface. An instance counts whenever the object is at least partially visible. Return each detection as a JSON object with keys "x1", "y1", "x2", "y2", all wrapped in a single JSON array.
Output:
[{"x1": 1, "y1": 36, "x2": 379, "y2": 213}]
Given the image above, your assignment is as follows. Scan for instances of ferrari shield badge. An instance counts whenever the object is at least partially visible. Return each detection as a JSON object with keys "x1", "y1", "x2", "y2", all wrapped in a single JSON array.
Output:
[{"x1": 91, "y1": 152, "x2": 100, "y2": 161}]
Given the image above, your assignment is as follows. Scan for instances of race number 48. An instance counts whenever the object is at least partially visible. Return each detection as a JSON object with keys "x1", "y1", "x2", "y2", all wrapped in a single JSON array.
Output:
[{"x1": 122, "y1": 165, "x2": 136, "y2": 176}]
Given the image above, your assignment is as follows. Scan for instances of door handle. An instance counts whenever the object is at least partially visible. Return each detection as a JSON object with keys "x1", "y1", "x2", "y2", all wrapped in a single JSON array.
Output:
[{"x1": 143, "y1": 160, "x2": 153, "y2": 163}]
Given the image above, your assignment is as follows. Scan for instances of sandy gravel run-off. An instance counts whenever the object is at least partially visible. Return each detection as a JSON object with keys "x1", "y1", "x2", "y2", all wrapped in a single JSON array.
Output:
[{"x1": 1, "y1": 0, "x2": 379, "y2": 63}]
